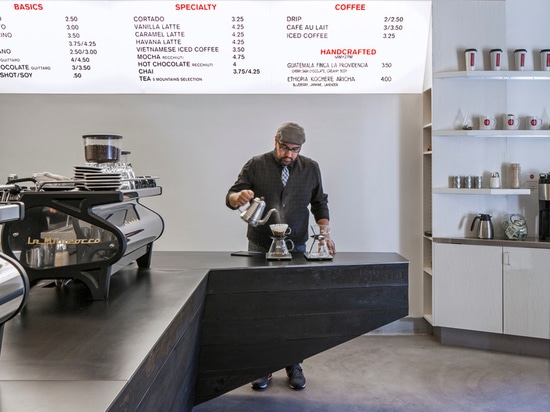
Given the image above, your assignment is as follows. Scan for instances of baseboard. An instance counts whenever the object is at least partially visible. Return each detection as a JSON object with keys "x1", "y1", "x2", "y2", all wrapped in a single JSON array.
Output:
[
  {"x1": 434, "y1": 327, "x2": 550, "y2": 359},
  {"x1": 367, "y1": 317, "x2": 433, "y2": 335}
]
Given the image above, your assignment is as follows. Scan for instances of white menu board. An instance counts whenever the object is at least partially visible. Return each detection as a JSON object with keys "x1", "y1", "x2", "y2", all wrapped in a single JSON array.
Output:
[{"x1": 0, "y1": 1, "x2": 431, "y2": 94}]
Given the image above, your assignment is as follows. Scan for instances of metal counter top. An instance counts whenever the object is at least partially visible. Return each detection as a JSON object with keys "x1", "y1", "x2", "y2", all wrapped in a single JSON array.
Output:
[
  {"x1": 0, "y1": 251, "x2": 406, "y2": 412},
  {"x1": 434, "y1": 236, "x2": 550, "y2": 249}
]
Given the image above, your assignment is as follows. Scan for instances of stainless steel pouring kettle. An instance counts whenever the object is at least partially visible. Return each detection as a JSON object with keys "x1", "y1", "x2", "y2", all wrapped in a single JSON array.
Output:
[
  {"x1": 239, "y1": 197, "x2": 279, "y2": 227},
  {"x1": 470, "y1": 213, "x2": 494, "y2": 239}
]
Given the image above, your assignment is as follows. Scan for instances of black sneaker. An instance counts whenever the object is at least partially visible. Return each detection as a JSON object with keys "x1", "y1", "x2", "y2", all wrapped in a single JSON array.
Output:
[
  {"x1": 251, "y1": 373, "x2": 272, "y2": 390},
  {"x1": 286, "y1": 364, "x2": 306, "y2": 390}
]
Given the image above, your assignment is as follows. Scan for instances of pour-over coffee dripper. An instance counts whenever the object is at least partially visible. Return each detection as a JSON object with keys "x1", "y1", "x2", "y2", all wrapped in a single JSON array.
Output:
[{"x1": 266, "y1": 224, "x2": 293, "y2": 260}]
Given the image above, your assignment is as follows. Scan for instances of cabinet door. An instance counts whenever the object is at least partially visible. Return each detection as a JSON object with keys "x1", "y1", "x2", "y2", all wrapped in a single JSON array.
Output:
[
  {"x1": 434, "y1": 243, "x2": 502, "y2": 333},
  {"x1": 503, "y1": 247, "x2": 550, "y2": 339}
]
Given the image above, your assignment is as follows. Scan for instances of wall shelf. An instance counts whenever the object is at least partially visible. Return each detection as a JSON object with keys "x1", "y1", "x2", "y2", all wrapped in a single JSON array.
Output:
[
  {"x1": 433, "y1": 188, "x2": 531, "y2": 195},
  {"x1": 434, "y1": 71, "x2": 550, "y2": 80},
  {"x1": 433, "y1": 129, "x2": 550, "y2": 137}
]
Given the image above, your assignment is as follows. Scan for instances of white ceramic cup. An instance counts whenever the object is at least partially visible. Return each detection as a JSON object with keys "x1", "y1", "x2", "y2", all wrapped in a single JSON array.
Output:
[
  {"x1": 514, "y1": 49, "x2": 527, "y2": 71},
  {"x1": 464, "y1": 49, "x2": 477, "y2": 71},
  {"x1": 540, "y1": 49, "x2": 550, "y2": 71},
  {"x1": 490, "y1": 49, "x2": 503, "y2": 71},
  {"x1": 504, "y1": 114, "x2": 520, "y2": 130},
  {"x1": 479, "y1": 115, "x2": 496, "y2": 130},
  {"x1": 527, "y1": 115, "x2": 543, "y2": 130}
]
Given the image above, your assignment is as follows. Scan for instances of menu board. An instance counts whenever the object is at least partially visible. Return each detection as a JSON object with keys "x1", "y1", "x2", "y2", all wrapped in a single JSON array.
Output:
[{"x1": 0, "y1": 1, "x2": 431, "y2": 94}]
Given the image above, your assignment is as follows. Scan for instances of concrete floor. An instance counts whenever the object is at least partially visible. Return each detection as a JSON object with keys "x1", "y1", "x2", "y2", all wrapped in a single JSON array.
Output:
[{"x1": 192, "y1": 334, "x2": 550, "y2": 412}]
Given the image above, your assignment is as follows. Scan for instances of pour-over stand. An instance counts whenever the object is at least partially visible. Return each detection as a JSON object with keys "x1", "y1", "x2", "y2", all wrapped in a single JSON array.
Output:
[{"x1": 304, "y1": 225, "x2": 333, "y2": 260}]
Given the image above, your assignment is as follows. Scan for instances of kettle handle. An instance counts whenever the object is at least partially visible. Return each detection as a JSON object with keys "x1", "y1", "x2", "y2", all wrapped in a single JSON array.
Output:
[{"x1": 470, "y1": 215, "x2": 481, "y2": 231}]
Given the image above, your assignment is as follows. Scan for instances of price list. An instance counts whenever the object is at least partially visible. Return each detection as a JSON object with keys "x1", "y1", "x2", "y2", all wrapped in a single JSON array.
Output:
[{"x1": 0, "y1": 1, "x2": 430, "y2": 94}]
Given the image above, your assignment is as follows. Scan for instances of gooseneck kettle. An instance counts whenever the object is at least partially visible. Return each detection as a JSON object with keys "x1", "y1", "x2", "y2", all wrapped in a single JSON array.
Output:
[
  {"x1": 470, "y1": 213, "x2": 494, "y2": 239},
  {"x1": 239, "y1": 197, "x2": 280, "y2": 227}
]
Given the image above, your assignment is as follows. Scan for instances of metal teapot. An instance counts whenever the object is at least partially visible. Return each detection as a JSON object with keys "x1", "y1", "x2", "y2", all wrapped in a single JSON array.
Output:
[
  {"x1": 470, "y1": 213, "x2": 494, "y2": 239},
  {"x1": 239, "y1": 197, "x2": 279, "y2": 227}
]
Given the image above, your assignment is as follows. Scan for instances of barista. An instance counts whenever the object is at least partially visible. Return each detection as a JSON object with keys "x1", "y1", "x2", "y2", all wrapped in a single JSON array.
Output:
[
  {"x1": 225, "y1": 121, "x2": 335, "y2": 391},
  {"x1": 226, "y1": 121, "x2": 335, "y2": 254}
]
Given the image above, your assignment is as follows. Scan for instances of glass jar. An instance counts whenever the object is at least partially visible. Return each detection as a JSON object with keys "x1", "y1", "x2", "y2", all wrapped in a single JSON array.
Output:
[
  {"x1": 115, "y1": 150, "x2": 136, "y2": 190},
  {"x1": 82, "y1": 134, "x2": 123, "y2": 164},
  {"x1": 510, "y1": 163, "x2": 521, "y2": 189}
]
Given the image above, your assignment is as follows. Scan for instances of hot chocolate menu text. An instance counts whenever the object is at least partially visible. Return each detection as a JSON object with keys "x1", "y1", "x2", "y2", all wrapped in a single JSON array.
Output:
[{"x1": 0, "y1": 1, "x2": 430, "y2": 94}]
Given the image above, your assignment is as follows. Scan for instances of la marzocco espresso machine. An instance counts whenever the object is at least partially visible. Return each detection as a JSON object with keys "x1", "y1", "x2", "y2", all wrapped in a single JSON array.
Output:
[
  {"x1": 539, "y1": 173, "x2": 550, "y2": 240},
  {"x1": 0, "y1": 201, "x2": 29, "y2": 355},
  {"x1": 0, "y1": 134, "x2": 164, "y2": 300}
]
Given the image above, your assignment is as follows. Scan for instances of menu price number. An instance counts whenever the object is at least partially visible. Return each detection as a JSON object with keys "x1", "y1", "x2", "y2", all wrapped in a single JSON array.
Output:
[
  {"x1": 64, "y1": 15, "x2": 97, "y2": 79},
  {"x1": 384, "y1": 16, "x2": 404, "y2": 23},
  {"x1": 233, "y1": 68, "x2": 260, "y2": 75},
  {"x1": 382, "y1": 16, "x2": 404, "y2": 39},
  {"x1": 231, "y1": 15, "x2": 247, "y2": 69},
  {"x1": 380, "y1": 76, "x2": 392, "y2": 83}
]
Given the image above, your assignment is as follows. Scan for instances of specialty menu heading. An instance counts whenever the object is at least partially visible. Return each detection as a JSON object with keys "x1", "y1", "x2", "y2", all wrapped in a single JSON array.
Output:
[{"x1": 0, "y1": 1, "x2": 431, "y2": 94}]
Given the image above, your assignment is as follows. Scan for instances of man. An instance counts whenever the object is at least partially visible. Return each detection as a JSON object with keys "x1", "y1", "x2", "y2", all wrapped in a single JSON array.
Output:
[{"x1": 226, "y1": 121, "x2": 336, "y2": 391}]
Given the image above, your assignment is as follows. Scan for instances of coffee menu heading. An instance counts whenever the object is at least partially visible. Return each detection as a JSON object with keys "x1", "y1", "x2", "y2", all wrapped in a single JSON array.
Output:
[{"x1": 0, "y1": 1, "x2": 431, "y2": 94}]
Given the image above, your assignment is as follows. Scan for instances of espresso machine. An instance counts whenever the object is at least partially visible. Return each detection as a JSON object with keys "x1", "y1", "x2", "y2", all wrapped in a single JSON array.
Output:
[
  {"x1": 539, "y1": 173, "x2": 550, "y2": 240},
  {"x1": 0, "y1": 201, "x2": 29, "y2": 355},
  {"x1": 0, "y1": 133, "x2": 164, "y2": 300}
]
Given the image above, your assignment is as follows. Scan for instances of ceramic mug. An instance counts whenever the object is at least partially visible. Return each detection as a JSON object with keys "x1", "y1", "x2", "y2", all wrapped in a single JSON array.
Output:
[
  {"x1": 527, "y1": 115, "x2": 543, "y2": 130},
  {"x1": 504, "y1": 114, "x2": 520, "y2": 130},
  {"x1": 479, "y1": 115, "x2": 496, "y2": 130}
]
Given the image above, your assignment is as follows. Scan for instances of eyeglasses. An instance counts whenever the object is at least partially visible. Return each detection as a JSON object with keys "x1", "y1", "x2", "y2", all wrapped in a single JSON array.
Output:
[{"x1": 278, "y1": 142, "x2": 301, "y2": 154}]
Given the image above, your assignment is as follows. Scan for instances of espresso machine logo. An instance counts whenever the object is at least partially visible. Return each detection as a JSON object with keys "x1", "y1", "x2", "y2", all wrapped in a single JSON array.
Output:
[{"x1": 27, "y1": 237, "x2": 101, "y2": 245}]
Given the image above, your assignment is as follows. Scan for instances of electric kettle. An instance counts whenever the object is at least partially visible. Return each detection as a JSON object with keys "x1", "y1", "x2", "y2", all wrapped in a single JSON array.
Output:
[
  {"x1": 470, "y1": 213, "x2": 494, "y2": 239},
  {"x1": 239, "y1": 197, "x2": 279, "y2": 227}
]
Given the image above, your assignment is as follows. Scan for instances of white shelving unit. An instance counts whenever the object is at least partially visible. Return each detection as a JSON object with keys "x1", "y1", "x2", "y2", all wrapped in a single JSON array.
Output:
[
  {"x1": 422, "y1": 87, "x2": 433, "y2": 324},
  {"x1": 423, "y1": 0, "x2": 550, "y2": 335}
]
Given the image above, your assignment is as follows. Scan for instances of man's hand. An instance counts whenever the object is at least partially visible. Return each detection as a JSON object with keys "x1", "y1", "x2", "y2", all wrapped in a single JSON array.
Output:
[{"x1": 229, "y1": 190, "x2": 255, "y2": 208}]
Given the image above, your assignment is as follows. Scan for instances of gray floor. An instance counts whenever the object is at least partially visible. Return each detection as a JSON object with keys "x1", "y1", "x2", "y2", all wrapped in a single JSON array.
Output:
[{"x1": 192, "y1": 334, "x2": 550, "y2": 412}]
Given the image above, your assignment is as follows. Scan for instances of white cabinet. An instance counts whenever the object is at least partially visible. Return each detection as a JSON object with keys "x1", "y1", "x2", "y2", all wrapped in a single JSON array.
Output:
[
  {"x1": 434, "y1": 242, "x2": 550, "y2": 339},
  {"x1": 433, "y1": 243, "x2": 502, "y2": 333},
  {"x1": 503, "y1": 247, "x2": 550, "y2": 339}
]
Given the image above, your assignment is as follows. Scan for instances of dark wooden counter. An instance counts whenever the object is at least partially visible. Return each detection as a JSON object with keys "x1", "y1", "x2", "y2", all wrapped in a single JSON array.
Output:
[{"x1": 0, "y1": 251, "x2": 408, "y2": 411}]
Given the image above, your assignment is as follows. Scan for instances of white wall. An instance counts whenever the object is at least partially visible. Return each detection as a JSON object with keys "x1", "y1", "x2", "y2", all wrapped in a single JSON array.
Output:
[{"x1": 0, "y1": 93, "x2": 424, "y2": 314}]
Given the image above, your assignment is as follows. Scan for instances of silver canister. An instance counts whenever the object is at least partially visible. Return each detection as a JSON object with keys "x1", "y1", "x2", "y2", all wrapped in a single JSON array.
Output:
[
  {"x1": 452, "y1": 176, "x2": 462, "y2": 188},
  {"x1": 474, "y1": 176, "x2": 483, "y2": 189},
  {"x1": 463, "y1": 176, "x2": 472, "y2": 189}
]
